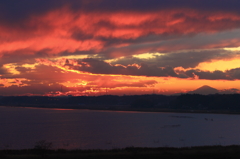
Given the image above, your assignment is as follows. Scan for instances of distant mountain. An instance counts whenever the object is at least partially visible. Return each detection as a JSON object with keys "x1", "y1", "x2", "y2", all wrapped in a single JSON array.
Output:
[{"x1": 188, "y1": 85, "x2": 219, "y2": 95}]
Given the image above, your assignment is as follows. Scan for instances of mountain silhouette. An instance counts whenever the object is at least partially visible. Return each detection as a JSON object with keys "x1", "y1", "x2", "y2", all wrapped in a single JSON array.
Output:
[{"x1": 188, "y1": 85, "x2": 219, "y2": 95}]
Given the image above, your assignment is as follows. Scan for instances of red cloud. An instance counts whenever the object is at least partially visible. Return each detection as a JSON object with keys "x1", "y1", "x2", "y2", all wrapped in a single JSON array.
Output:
[{"x1": 1, "y1": 7, "x2": 240, "y2": 57}]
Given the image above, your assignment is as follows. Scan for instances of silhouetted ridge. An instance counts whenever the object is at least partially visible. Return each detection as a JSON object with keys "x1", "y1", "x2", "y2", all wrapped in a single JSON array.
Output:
[{"x1": 188, "y1": 85, "x2": 219, "y2": 95}]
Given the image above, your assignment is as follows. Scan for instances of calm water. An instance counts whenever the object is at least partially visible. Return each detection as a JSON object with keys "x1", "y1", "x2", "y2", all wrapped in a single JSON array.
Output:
[{"x1": 0, "y1": 106, "x2": 240, "y2": 150}]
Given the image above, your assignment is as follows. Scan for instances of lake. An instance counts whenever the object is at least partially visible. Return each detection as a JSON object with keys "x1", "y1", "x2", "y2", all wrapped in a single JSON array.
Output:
[{"x1": 0, "y1": 106, "x2": 240, "y2": 150}]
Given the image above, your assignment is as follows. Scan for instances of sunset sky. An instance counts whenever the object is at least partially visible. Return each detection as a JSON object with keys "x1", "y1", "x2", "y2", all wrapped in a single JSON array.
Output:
[{"x1": 1, "y1": 0, "x2": 240, "y2": 96}]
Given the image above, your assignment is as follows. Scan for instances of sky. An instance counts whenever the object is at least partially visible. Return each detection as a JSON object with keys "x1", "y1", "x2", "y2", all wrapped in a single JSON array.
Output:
[{"x1": 1, "y1": 0, "x2": 240, "y2": 96}]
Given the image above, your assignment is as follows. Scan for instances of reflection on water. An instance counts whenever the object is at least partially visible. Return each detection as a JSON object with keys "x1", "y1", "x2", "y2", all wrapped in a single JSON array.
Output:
[{"x1": 0, "y1": 106, "x2": 240, "y2": 149}]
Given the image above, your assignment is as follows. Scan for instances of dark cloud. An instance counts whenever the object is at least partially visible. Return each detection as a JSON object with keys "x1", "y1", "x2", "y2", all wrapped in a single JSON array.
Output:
[
  {"x1": 176, "y1": 67, "x2": 240, "y2": 80},
  {"x1": 63, "y1": 57, "x2": 240, "y2": 80},
  {"x1": 0, "y1": 66, "x2": 9, "y2": 75},
  {"x1": 184, "y1": 69, "x2": 228, "y2": 80},
  {"x1": 71, "y1": 29, "x2": 94, "y2": 41},
  {"x1": 95, "y1": 29, "x2": 240, "y2": 59},
  {"x1": 15, "y1": 67, "x2": 32, "y2": 74},
  {"x1": 0, "y1": 79, "x2": 158, "y2": 96},
  {"x1": 0, "y1": 0, "x2": 65, "y2": 24},
  {"x1": 0, "y1": 50, "x2": 50, "y2": 65},
  {"x1": 112, "y1": 49, "x2": 237, "y2": 69},
  {"x1": 1, "y1": 0, "x2": 240, "y2": 20},
  {"x1": 67, "y1": 58, "x2": 178, "y2": 77},
  {"x1": 226, "y1": 68, "x2": 240, "y2": 79},
  {"x1": 7, "y1": 57, "x2": 240, "y2": 82},
  {"x1": 0, "y1": 83, "x2": 63, "y2": 96}
]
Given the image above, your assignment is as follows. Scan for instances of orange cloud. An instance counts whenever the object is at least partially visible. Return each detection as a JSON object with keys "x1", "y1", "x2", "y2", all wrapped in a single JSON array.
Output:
[{"x1": 2, "y1": 59, "x2": 240, "y2": 96}]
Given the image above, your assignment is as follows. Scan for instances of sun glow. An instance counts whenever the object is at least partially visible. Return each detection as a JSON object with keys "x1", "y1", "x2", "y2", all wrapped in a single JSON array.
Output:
[
  {"x1": 224, "y1": 46, "x2": 240, "y2": 51},
  {"x1": 195, "y1": 58, "x2": 240, "y2": 71},
  {"x1": 3, "y1": 63, "x2": 21, "y2": 75},
  {"x1": 132, "y1": 52, "x2": 164, "y2": 59},
  {"x1": 60, "y1": 80, "x2": 89, "y2": 87}
]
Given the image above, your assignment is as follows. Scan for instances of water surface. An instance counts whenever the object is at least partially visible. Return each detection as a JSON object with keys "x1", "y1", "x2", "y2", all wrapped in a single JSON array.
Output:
[{"x1": 0, "y1": 106, "x2": 239, "y2": 149}]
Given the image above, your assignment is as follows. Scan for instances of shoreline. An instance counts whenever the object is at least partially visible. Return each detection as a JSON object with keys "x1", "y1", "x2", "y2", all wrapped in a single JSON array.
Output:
[
  {"x1": 2, "y1": 105, "x2": 240, "y2": 115},
  {"x1": 1, "y1": 145, "x2": 240, "y2": 159}
]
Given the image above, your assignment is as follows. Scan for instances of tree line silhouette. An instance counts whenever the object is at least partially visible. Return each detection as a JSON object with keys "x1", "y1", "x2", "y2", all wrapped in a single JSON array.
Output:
[{"x1": 0, "y1": 94, "x2": 240, "y2": 111}]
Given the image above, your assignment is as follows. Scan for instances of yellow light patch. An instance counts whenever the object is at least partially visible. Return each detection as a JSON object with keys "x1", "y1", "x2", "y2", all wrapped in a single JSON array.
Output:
[
  {"x1": 132, "y1": 52, "x2": 163, "y2": 59},
  {"x1": 3, "y1": 63, "x2": 20, "y2": 75},
  {"x1": 195, "y1": 58, "x2": 240, "y2": 71},
  {"x1": 224, "y1": 46, "x2": 240, "y2": 51},
  {"x1": 60, "y1": 80, "x2": 89, "y2": 87},
  {"x1": 0, "y1": 78, "x2": 29, "y2": 87},
  {"x1": 51, "y1": 54, "x2": 96, "y2": 60},
  {"x1": 22, "y1": 63, "x2": 38, "y2": 69},
  {"x1": 105, "y1": 57, "x2": 125, "y2": 63}
]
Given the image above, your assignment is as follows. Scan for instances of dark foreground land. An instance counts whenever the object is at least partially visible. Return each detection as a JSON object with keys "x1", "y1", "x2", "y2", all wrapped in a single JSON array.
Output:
[
  {"x1": 2, "y1": 94, "x2": 240, "y2": 111},
  {"x1": 2, "y1": 94, "x2": 240, "y2": 115},
  {"x1": 2, "y1": 146, "x2": 240, "y2": 159}
]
